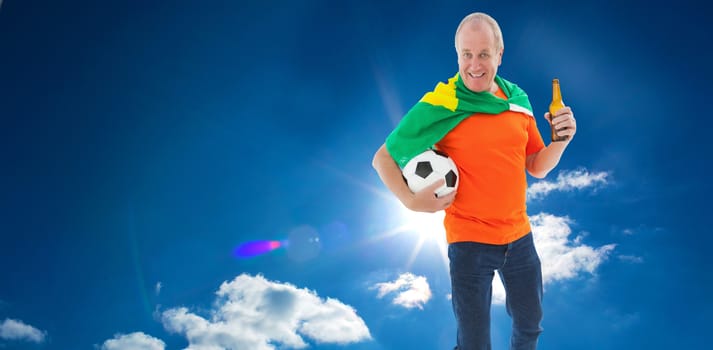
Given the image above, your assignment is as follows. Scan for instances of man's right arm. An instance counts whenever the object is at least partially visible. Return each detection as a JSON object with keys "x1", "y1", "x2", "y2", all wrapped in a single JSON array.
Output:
[{"x1": 371, "y1": 144, "x2": 455, "y2": 213}]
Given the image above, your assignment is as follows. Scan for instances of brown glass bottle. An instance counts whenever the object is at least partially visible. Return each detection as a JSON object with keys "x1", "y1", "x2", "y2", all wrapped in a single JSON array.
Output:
[{"x1": 549, "y1": 79, "x2": 569, "y2": 142}]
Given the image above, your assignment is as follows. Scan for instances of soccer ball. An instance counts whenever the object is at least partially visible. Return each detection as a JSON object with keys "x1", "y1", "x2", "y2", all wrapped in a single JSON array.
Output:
[{"x1": 402, "y1": 149, "x2": 459, "y2": 197}]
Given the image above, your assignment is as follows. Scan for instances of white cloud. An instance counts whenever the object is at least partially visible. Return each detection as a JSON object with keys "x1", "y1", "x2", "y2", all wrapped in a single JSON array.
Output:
[
  {"x1": 605, "y1": 309, "x2": 641, "y2": 331},
  {"x1": 0, "y1": 318, "x2": 46, "y2": 343},
  {"x1": 155, "y1": 282, "x2": 162, "y2": 296},
  {"x1": 618, "y1": 255, "x2": 644, "y2": 264},
  {"x1": 372, "y1": 273, "x2": 432, "y2": 310},
  {"x1": 101, "y1": 332, "x2": 165, "y2": 350},
  {"x1": 531, "y1": 213, "x2": 616, "y2": 284},
  {"x1": 527, "y1": 168, "x2": 610, "y2": 200},
  {"x1": 161, "y1": 274, "x2": 371, "y2": 350},
  {"x1": 490, "y1": 213, "x2": 616, "y2": 305},
  {"x1": 617, "y1": 225, "x2": 664, "y2": 236},
  {"x1": 492, "y1": 274, "x2": 507, "y2": 305}
]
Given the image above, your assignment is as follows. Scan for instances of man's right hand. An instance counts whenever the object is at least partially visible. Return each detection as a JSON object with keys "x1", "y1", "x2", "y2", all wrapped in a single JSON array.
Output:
[
  {"x1": 405, "y1": 179, "x2": 457, "y2": 213},
  {"x1": 372, "y1": 144, "x2": 456, "y2": 213}
]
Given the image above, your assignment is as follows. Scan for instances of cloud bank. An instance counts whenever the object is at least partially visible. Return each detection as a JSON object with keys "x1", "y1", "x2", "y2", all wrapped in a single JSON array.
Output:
[
  {"x1": 372, "y1": 273, "x2": 433, "y2": 310},
  {"x1": 160, "y1": 274, "x2": 371, "y2": 350},
  {"x1": 0, "y1": 318, "x2": 46, "y2": 343},
  {"x1": 101, "y1": 332, "x2": 165, "y2": 350}
]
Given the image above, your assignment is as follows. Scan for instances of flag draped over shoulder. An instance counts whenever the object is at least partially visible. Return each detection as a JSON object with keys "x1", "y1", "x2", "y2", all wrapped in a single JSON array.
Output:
[{"x1": 385, "y1": 73, "x2": 534, "y2": 167}]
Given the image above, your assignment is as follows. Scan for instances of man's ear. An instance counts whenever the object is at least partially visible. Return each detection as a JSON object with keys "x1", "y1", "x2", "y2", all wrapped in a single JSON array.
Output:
[{"x1": 497, "y1": 48, "x2": 504, "y2": 66}]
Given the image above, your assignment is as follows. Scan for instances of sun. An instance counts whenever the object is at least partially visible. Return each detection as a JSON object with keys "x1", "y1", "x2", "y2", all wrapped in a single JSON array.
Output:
[
  {"x1": 394, "y1": 204, "x2": 450, "y2": 273},
  {"x1": 397, "y1": 206, "x2": 446, "y2": 241},
  {"x1": 310, "y1": 158, "x2": 450, "y2": 273}
]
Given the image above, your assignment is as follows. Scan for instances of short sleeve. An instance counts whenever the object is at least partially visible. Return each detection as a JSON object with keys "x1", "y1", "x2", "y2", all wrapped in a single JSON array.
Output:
[{"x1": 525, "y1": 117, "x2": 545, "y2": 156}]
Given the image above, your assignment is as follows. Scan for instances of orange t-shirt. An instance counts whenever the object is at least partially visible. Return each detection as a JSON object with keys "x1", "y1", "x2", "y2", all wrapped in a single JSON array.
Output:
[{"x1": 435, "y1": 88, "x2": 545, "y2": 245}]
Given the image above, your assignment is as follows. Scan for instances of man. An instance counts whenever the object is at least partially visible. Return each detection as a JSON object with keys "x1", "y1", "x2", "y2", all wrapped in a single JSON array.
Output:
[{"x1": 371, "y1": 12, "x2": 576, "y2": 350}]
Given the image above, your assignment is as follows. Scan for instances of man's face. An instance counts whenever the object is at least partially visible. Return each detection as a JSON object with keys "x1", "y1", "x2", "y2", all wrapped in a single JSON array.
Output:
[{"x1": 456, "y1": 21, "x2": 503, "y2": 93}]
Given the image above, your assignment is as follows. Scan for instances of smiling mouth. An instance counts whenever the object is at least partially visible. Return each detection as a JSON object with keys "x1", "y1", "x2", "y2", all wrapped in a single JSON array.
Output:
[{"x1": 468, "y1": 72, "x2": 485, "y2": 79}]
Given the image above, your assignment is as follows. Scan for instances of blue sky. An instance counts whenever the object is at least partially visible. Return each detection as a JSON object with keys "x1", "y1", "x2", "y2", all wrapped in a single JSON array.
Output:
[{"x1": 1, "y1": 0, "x2": 711, "y2": 349}]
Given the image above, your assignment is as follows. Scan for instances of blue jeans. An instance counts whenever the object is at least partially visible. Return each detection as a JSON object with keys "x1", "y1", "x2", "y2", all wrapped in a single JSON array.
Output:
[{"x1": 449, "y1": 233, "x2": 543, "y2": 350}]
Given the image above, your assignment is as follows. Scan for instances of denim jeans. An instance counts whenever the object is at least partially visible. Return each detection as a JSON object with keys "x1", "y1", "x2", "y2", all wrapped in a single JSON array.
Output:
[{"x1": 449, "y1": 233, "x2": 543, "y2": 350}]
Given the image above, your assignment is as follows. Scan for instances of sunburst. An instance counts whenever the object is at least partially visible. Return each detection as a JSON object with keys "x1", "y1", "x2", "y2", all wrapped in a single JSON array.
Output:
[{"x1": 314, "y1": 159, "x2": 450, "y2": 274}]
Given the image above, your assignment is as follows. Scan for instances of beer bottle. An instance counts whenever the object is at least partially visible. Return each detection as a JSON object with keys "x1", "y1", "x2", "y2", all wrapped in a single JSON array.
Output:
[{"x1": 549, "y1": 78, "x2": 569, "y2": 142}]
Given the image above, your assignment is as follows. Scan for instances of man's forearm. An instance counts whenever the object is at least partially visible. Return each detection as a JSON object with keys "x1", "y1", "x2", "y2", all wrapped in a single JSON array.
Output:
[
  {"x1": 372, "y1": 144, "x2": 413, "y2": 206},
  {"x1": 527, "y1": 141, "x2": 569, "y2": 178}
]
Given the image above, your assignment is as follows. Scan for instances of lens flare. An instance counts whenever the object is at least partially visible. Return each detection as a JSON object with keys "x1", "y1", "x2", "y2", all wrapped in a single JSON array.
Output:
[
  {"x1": 286, "y1": 225, "x2": 321, "y2": 262},
  {"x1": 234, "y1": 240, "x2": 283, "y2": 258}
]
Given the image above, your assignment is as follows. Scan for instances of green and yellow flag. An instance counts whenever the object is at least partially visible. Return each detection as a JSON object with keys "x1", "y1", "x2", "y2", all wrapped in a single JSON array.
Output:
[{"x1": 385, "y1": 73, "x2": 534, "y2": 167}]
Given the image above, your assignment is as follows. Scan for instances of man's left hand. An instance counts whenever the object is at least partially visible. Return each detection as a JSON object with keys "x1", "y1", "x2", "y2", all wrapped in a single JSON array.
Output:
[{"x1": 546, "y1": 106, "x2": 577, "y2": 140}]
